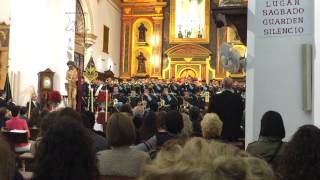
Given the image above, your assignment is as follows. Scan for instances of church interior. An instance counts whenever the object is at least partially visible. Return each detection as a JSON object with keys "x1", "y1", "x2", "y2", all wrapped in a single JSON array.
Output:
[{"x1": 1, "y1": 0, "x2": 320, "y2": 179}]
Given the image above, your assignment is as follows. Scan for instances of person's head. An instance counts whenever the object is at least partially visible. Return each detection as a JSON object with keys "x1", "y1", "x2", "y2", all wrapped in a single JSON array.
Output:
[
  {"x1": 181, "y1": 113, "x2": 193, "y2": 138},
  {"x1": 113, "y1": 86, "x2": 119, "y2": 94},
  {"x1": 244, "y1": 157, "x2": 275, "y2": 180},
  {"x1": 19, "y1": 106, "x2": 28, "y2": 116},
  {"x1": 0, "y1": 137, "x2": 16, "y2": 180},
  {"x1": 31, "y1": 93, "x2": 37, "y2": 101},
  {"x1": 189, "y1": 106, "x2": 201, "y2": 121},
  {"x1": 133, "y1": 105, "x2": 145, "y2": 118},
  {"x1": 259, "y1": 111, "x2": 285, "y2": 139},
  {"x1": 10, "y1": 105, "x2": 20, "y2": 117},
  {"x1": 33, "y1": 117, "x2": 98, "y2": 180},
  {"x1": 106, "y1": 112, "x2": 136, "y2": 147},
  {"x1": 140, "y1": 138, "x2": 251, "y2": 180},
  {"x1": 201, "y1": 113, "x2": 223, "y2": 139},
  {"x1": 81, "y1": 111, "x2": 95, "y2": 130},
  {"x1": 155, "y1": 111, "x2": 167, "y2": 131},
  {"x1": 119, "y1": 104, "x2": 133, "y2": 115},
  {"x1": 58, "y1": 107, "x2": 82, "y2": 124},
  {"x1": 162, "y1": 87, "x2": 169, "y2": 95},
  {"x1": 165, "y1": 110, "x2": 184, "y2": 134},
  {"x1": 131, "y1": 89, "x2": 137, "y2": 96},
  {"x1": 278, "y1": 125, "x2": 320, "y2": 180},
  {"x1": 39, "y1": 111, "x2": 58, "y2": 137},
  {"x1": 222, "y1": 77, "x2": 233, "y2": 89},
  {"x1": 140, "y1": 111, "x2": 157, "y2": 140}
]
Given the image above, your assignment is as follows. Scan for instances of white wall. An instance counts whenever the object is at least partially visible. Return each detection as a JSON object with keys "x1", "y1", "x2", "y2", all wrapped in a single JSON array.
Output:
[
  {"x1": 9, "y1": 0, "x2": 76, "y2": 104},
  {"x1": 84, "y1": 0, "x2": 121, "y2": 76},
  {"x1": 246, "y1": 0, "x2": 314, "y2": 145},
  {"x1": 0, "y1": 0, "x2": 11, "y2": 24},
  {"x1": 314, "y1": 1, "x2": 320, "y2": 126}
]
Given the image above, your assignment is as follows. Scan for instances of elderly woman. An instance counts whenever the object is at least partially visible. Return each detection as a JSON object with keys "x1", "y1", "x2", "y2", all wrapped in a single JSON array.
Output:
[
  {"x1": 201, "y1": 113, "x2": 223, "y2": 140},
  {"x1": 97, "y1": 112, "x2": 150, "y2": 178}
]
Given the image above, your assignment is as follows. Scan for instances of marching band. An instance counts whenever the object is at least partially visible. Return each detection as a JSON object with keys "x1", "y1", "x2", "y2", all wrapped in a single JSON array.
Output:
[{"x1": 80, "y1": 77, "x2": 246, "y2": 114}]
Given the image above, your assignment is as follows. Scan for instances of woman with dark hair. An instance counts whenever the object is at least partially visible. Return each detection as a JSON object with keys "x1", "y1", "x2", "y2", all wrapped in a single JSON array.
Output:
[
  {"x1": 119, "y1": 104, "x2": 133, "y2": 115},
  {"x1": 139, "y1": 111, "x2": 157, "y2": 141},
  {"x1": 32, "y1": 117, "x2": 98, "y2": 180},
  {"x1": 246, "y1": 111, "x2": 286, "y2": 168},
  {"x1": 189, "y1": 106, "x2": 202, "y2": 137},
  {"x1": 277, "y1": 125, "x2": 320, "y2": 180},
  {"x1": 30, "y1": 112, "x2": 59, "y2": 155}
]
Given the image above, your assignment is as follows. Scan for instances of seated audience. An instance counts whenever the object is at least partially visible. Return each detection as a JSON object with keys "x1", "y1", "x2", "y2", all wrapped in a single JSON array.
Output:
[
  {"x1": 134, "y1": 110, "x2": 184, "y2": 152},
  {"x1": 32, "y1": 116, "x2": 98, "y2": 180},
  {"x1": 201, "y1": 113, "x2": 223, "y2": 140},
  {"x1": 277, "y1": 125, "x2": 320, "y2": 180},
  {"x1": 0, "y1": 137, "x2": 24, "y2": 180},
  {"x1": 97, "y1": 112, "x2": 149, "y2": 178},
  {"x1": 140, "y1": 137, "x2": 275, "y2": 180},
  {"x1": 246, "y1": 111, "x2": 286, "y2": 167},
  {"x1": 81, "y1": 111, "x2": 108, "y2": 152},
  {"x1": 5, "y1": 106, "x2": 31, "y2": 152}
]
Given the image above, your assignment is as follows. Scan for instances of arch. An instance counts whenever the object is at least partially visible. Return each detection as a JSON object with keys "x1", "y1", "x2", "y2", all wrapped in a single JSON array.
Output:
[
  {"x1": 78, "y1": 0, "x2": 94, "y2": 34},
  {"x1": 165, "y1": 44, "x2": 212, "y2": 58},
  {"x1": 178, "y1": 67, "x2": 198, "y2": 79}
]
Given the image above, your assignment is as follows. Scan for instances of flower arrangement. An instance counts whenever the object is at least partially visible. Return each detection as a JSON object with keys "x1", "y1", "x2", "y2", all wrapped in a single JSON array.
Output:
[{"x1": 48, "y1": 90, "x2": 62, "y2": 104}]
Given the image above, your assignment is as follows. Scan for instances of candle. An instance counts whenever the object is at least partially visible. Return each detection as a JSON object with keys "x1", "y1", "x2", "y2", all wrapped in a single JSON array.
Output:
[
  {"x1": 105, "y1": 90, "x2": 108, "y2": 122},
  {"x1": 91, "y1": 88, "x2": 94, "y2": 112},
  {"x1": 27, "y1": 96, "x2": 32, "y2": 119}
]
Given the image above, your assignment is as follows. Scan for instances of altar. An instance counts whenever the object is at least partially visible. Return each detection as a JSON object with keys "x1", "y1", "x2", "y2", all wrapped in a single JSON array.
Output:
[{"x1": 118, "y1": 0, "x2": 248, "y2": 81}]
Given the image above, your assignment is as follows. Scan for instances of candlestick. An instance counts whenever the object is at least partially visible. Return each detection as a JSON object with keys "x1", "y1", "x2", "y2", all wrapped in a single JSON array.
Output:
[
  {"x1": 91, "y1": 88, "x2": 94, "y2": 112},
  {"x1": 105, "y1": 90, "x2": 108, "y2": 122}
]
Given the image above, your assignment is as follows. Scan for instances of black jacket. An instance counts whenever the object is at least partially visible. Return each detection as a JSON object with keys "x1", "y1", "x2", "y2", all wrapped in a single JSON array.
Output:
[{"x1": 208, "y1": 90, "x2": 244, "y2": 140}]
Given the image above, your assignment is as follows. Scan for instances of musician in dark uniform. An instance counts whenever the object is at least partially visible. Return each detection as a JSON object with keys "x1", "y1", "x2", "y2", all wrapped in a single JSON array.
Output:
[
  {"x1": 194, "y1": 87, "x2": 205, "y2": 111},
  {"x1": 160, "y1": 86, "x2": 178, "y2": 111},
  {"x1": 128, "y1": 88, "x2": 141, "y2": 108},
  {"x1": 143, "y1": 88, "x2": 158, "y2": 111},
  {"x1": 80, "y1": 76, "x2": 89, "y2": 111}
]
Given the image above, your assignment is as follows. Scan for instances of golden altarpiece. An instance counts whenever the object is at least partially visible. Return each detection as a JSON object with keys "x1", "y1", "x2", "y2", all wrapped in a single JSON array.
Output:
[
  {"x1": 119, "y1": 0, "x2": 247, "y2": 81},
  {"x1": 0, "y1": 22, "x2": 10, "y2": 90}
]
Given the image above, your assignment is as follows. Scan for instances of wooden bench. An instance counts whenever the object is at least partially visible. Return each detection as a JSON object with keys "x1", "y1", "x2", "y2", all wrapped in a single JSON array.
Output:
[{"x1": 1, "y1": 130, "x2": 28, "y2": 150}]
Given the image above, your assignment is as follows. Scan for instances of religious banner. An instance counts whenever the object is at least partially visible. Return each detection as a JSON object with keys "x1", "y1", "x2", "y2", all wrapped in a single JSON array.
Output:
[{"x1": 257, "y1": 0, "x2": 313, "y2": 37}]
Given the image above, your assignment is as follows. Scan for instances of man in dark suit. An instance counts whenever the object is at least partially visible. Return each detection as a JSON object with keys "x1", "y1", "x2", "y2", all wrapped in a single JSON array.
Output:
[
  {"x1": 26, "y1": 94, "x2": 40, "y2": 110},
  {"x1": 208, "y1": 77, "x2": 244, "y2": 141}
]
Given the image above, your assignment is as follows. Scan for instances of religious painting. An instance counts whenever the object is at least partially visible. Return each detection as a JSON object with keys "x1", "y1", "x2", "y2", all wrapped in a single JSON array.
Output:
[
  {"x1": 103, "y1": 25, "x2": 109, "y2": 54},
  {"x1": 170, "y1": 0, "x2": 210, "y2": 44}
]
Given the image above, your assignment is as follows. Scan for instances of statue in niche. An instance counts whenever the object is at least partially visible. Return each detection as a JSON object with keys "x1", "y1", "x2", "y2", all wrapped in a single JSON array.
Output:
[
  {"x1": 136, "y1": 52, "x2": 147, "y2": 73},
  {"x1": 138, "y1": 23, "x2": 147, "y2": 42}
]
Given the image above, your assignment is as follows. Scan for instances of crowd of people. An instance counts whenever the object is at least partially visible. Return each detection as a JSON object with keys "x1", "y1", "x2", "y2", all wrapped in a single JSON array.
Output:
[{"x1": 0, "y1": 77, "x2": 320, "y2": 180}]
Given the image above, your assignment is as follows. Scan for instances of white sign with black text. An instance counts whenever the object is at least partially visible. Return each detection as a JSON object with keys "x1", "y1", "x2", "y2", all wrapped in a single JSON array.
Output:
[{"x1": 258, "y1": 0, "x2": 313, "y2": 37}]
